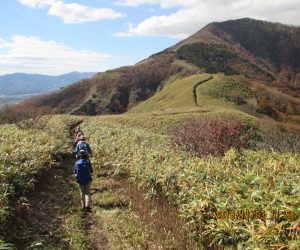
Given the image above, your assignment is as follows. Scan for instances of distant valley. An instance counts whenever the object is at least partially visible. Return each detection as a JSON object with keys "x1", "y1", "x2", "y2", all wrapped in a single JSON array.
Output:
[{"x1": 0, "y1": 71, "x2": 96, "y2": 105}]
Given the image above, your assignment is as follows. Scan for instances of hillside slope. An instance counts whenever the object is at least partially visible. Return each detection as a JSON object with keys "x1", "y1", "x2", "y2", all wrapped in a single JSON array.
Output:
[
  {"x1": 174, "y1": 18, "x2": 300, "y2": 97},
  {"x1": 130, "y1": 72, "x2": 300, "y2": 132},
  {"x1": 27, "y1": 52, "x2": 187, "y2": 115},
  {"x1": 129, "y1": 74, "x2": 213, "y2": 113},
  {"x1": 19, "y1": 18, "x2": 300, "y2": 119}
]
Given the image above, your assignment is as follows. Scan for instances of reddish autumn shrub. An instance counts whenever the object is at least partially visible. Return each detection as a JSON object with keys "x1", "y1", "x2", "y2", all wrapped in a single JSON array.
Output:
[
  {"x1": 0, "y1": 103, "x2": 52, "y2": 129},
  {"x1": 170, "y1": 118, "x2": 252, "y2": 157}
]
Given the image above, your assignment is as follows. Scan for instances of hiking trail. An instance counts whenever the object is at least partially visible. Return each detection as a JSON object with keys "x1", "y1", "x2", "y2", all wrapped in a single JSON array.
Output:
[
  {"x1": 10, "y1": 124, "x2": 197, "y2": 249},
  {"x1": 193, "y1": 75, "x2": 214, "y2": 105}
]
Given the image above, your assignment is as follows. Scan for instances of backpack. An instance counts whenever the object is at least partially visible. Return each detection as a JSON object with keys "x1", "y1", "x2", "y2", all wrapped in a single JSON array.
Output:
[
  {"x1": 76, "y1": 160, "x2": 92, "y2": 185},
  {"x1": 78, "y1": 141, "x2": 88, "y2": 154}
]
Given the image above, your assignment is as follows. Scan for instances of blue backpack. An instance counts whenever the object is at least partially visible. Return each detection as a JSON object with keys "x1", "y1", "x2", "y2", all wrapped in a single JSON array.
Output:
[
  {"x1": 76, "y1": 159, "x2": 92, "y2": 185},
  {"x1": 78, "y1": 141, "x2": 88, "y2": 153}
]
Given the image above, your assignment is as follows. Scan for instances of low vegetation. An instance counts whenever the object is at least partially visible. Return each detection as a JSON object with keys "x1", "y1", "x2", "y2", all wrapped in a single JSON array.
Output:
[
  {"x1": 1, "y1": 95, "x2": 299, "y2": 249},
  {"x1": 170, "y1": 117, "x2": 254, "y2": 157},
  {"x1": 258, "y1": 129, "x2": 300, "y2": 153},
  {"x1": 82, "y1": 113, "x2": 299, "y2": 249},
  {"x1": 0, "y1": 103, "x2": 52, "y2": 129},
  {"x1": 0, "y1": 116, "x2": 80, "y2": 247},
  {"x1": 203, "y1": 78, "x2": 254, "y2": 105}
]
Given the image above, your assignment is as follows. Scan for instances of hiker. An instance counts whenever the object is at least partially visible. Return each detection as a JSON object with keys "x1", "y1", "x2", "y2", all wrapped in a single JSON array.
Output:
[
  {"x1": 74, "y1": 125, "x2": 82, "y2": 135},
  {"x1": 75, "y1": 135, "x2": 92, "y2": 158},
  {"x1": 74, "y1": 131, "x2": 83, "y2": 147},
  {"x1": 75, "y1": 150, "x2": 93, "y2": 212}
]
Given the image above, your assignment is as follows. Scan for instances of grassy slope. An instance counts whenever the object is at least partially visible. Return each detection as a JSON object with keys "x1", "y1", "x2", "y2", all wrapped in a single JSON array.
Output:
[
  {"x1": 129, "y1": 73, "x2": 212, "y2": 113},
  {"x1": 0, "y1": 115, "x2": 84, "y2": 248},
  {"x1": 130, "y1": 71, "x2": 300, "y2": 132},
  {"x1": 129, "y1": 72, "x2": 256, "y2": 126},
  {"x1": 195, "y1": 74, "x2": 258, "y2": 121},
  {"x1": 128, "y1": 72, "x2": 234, "y2": 113},
  {"x1": 81, "y1": 112, "x2": 299, "y2": 249}
]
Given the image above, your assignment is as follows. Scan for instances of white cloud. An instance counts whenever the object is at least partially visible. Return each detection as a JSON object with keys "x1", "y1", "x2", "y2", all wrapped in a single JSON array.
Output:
[
  {"x1": 0, "y1": 35, "x2": 115, "y2": 75},
  {"x1": 19, "y1": 0, "x2": 58, "y2": 8},
  {"x1": 116, "y1": 0, "x2": 300, "y2": 39},
  {"x1": 19, "y1": 0, "x2": 125, "y2": 24},
  {"x1": 0, "y1": 39, "x2": 6, "y2": 49},
  {"x1": 115, "y1": 0, "x2": 197, "y2": 8},
  {"x1": 48, "y1": 1, "x2": 125, "y2": 24},
  {"x1": 115, "y1": 0, "x2": 158, "y2": 7}
]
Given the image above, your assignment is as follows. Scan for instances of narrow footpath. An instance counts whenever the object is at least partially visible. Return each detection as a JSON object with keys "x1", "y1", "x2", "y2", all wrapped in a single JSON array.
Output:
[
  {"x1": 12, "y1": 157, "x2": 76, "y2": 249},
  {"x1": 84, "y1": 161, "x2": 197, "y2": 249},
  {"x1": 193, "y1": 75, "x2": 214, "y2": 105}
]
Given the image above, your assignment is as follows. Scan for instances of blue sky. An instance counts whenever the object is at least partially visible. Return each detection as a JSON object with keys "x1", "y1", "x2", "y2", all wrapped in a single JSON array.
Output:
[{"x1": 0, "y1": 0, "x2": 299, "y2": 75}]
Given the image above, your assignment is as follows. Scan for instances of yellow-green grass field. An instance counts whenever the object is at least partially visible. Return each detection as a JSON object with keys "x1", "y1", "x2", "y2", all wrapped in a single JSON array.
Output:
[{"x1": 82, "y1": 112, "x2": 299, "y2": 249}]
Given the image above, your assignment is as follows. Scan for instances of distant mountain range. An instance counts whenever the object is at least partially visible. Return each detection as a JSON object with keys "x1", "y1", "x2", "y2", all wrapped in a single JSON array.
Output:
[{"x1": 0, "y1": 71, "x2": 96, "y2": 96}]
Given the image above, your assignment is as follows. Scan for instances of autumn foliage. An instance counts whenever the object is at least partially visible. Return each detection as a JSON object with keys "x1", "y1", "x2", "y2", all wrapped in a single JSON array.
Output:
[
  {"x1": 0, "y1": 98, "x2": 53, "y2": 129},
  {"x1": 170, "y1": 118, "x2": 252, "y2": 156}
]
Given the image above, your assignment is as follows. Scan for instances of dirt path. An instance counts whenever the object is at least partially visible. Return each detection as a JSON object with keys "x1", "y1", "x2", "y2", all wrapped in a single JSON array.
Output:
[
  {"x1": 11, "y1": 157, "x2": 75, "y2": 249},
  {"x1": 82, "y1": 164, "x2": 126, "y2": 250},
  {"x1": 193, "y1": 76, "x2": 214, "y2": 105},
  {"x1": 81, "y1": 165, "x2": 116, "y2": 249},
  {"x1": 82, "y1": 209, "x2": 110, "y2": 250},
  {"x1": 84, "y1": 162, "x2": 197, "y2": 250},
  {"x1": 10, "y1": 156, "x2": 114, "y2": 250}
]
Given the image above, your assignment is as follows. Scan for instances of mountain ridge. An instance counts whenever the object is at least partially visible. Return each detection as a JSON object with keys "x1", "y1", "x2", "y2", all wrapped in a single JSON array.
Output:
[{"x1": 10, "y1": 18, "x2": 300, "y2": 128}]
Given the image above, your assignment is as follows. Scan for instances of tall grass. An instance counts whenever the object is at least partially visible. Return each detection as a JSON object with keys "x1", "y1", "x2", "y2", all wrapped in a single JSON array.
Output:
[
  {"x1": 82, "y1": 114, "x2": 300, "y2": 249},
  {"x1": 259, "y1": 129, "x2": 300, "y2": 153}
]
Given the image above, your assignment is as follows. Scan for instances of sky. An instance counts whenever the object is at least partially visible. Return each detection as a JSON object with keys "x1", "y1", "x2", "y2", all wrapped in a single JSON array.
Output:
[{"x1": 0, "y1": 0, "x2": 299, "y2": 75}]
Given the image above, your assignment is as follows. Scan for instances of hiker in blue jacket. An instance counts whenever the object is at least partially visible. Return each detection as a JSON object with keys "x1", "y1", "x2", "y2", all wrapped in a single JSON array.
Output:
[
  {"x1": 75, "y1": 150, "x2": 93, "y2": 212},
  {"x1": 75, "y1": 135, "x2": 92, "y2": 158}
]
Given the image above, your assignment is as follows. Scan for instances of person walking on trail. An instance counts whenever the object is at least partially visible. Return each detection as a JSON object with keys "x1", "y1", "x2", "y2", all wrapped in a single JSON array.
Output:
[
  {"x1": 75, "y1": 150, "x2": 93, "y2": 212},
  {"x1": 75, "y1": 135, "x2": 92, "y2": 158},
  {"x1": 74, "y1": 125, "x2": 82, "y2": 135},
  {"x1": 74, "y1": 131, "x2": 83, "y2": 148}
]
